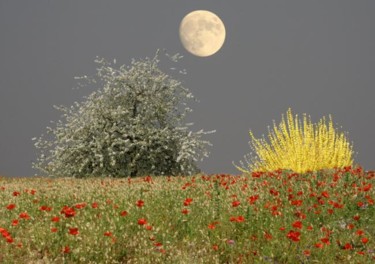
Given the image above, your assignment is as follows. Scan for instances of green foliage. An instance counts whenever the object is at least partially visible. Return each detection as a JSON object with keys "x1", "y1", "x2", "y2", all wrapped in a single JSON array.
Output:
[{"x1": 32, "y1": 51, "x2": 215, "y2": 178}]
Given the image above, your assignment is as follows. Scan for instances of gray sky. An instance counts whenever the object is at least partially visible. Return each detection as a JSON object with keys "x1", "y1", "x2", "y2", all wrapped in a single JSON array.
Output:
[{"x1": 1, "y1": 0, "x2": 374, "y2": 177}]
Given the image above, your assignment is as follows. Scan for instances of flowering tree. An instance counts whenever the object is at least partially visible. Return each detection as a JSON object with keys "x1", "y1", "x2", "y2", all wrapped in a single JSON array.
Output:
[{"x1": 32, "y1": 51, "x2": 215, "y2": 178}]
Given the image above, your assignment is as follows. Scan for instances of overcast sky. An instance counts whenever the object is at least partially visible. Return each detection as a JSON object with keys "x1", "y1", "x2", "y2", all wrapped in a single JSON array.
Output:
[{"x1": 1, "y1": 0, "x2": 374, "y2": 177}]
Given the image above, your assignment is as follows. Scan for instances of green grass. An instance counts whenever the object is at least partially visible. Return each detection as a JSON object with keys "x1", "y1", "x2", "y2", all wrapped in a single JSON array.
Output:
[{"x1": 0, "y1": 165, "x2": 374, "y2": 263}]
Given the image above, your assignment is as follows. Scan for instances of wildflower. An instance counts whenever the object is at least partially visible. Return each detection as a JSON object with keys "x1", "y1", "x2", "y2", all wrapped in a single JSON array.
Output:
[
  {"x1": 145, "y1": 225, "x2": 153, "y2": 231},
  {"x1": 321, "y1": 237, "x2": 330, "y2": 245},
  {"x1": 51, "y1": 216, "x2": 60, "y2": 222},
  {"x1": 361, "y1": 237, "x2": 369, "y2": 244},
  {"x1": 343, "y1": 243, "x2": 353, "y2": 250},
  {"x1": 11, "y1": 220, "x2": 19, "y2": 226},
  {"x1": 74, "y1": 203, "x2": 87, "y2": 209},
  {"x1": 120, "y1": 210, "x2": 128, "y2": 217},
  {"x1": 61, "y1": 206, "x2": 76, "y2": 218},
  {"x1": 13, "y1": 191, "x2": 20, "y2": 197},
  {"x1": 39, "y1": 205, "x2": 52, "y2": 211},
  {"x1": 68, "y1": 228, "x2": 79, "y2": 236},
  {"x1": 321, "y1": 191, "x2": 330, "y2": 198},
  {"x1": 63, "y1": 246, "x2": 70, "y2": 254},
  {"x1": 6, "y1": 204, "x2": 16, "y2": 210},
  {"x1": 136, "y1": 200, "x2": 144, "y2": 208},
  {"x1": 248, "y1": 195, "x2": 259, "y2": 204},
  {"x1": 51, "y1": 228, "x2": 58, "y2": 233},
  {"x1": 232, "y1": 200, "x2": 241, "y2": 207},
  {"x1": 104, "y1": 231, "x2": 113, "y2": 237},
  {"x1": 19, "y1": 212, "x2": 30, "y2": 220},
  {"x1": 138, "y1": 218, "x2": 147, "y2": 225},
  {"x1": 292, "y1": 221, "x2": 303, "y2": 229},
  {"x1": 92, "y1": 202, "x2": 99, "y2": 208},
  {"x1": 303, "y1": 250, "x2": 311, "y2": 256},
  {"x1": 286, "y1": 230, "x2": 301, "y2": 242},
  {"x1": 181, "y1": 208, "x2": 189, "y2": 215},
  {"x1": 226, "y1": 239, "x2": 235, "y2": 245},
  {"x1": 183, "y1": 198, "x2": 193, "y2": 206},
  {"x1": 356, "y1": 229, "x2": 364, "y2": 236},
  {"x1": 291, "y1": 200, "x2": 303, "y2": 206},
  {"x1": 212, "y1": 244, "x2": 219, "y2": 251},
  {"x1": 315, "y1": 243, "x2": 324, "y2": 248}
]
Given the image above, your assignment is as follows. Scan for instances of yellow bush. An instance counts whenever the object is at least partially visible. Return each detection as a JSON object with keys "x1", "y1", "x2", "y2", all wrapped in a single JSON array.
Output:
[{"x1": 233, "y1": 108, "x2": 354, "y2": 174}]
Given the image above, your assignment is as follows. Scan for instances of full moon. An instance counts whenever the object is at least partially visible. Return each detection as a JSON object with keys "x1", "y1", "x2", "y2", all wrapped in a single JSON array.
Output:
[{"x1": 179, "y1": 10, "x2": 226, "y2": 57}]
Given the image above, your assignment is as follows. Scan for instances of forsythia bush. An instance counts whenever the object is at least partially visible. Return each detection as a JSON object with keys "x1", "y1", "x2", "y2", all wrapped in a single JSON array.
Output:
[
  {"x1": 233, "y1": 108, "x2": 354, "y2": 174},
  {"x1": 32, "y1": 51, "x2": 215, "y2": 178}
]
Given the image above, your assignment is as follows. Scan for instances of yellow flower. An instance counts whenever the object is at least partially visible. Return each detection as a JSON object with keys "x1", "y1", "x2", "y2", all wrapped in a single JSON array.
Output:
[{"x1": 233, "y1": 108, "x2": 354, "y2": 174}]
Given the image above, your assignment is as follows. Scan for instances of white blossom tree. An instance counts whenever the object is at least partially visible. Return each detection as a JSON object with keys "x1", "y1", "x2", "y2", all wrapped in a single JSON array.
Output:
[{"x1": 32, "y1": 50, "x2": 215, "y2": 178}]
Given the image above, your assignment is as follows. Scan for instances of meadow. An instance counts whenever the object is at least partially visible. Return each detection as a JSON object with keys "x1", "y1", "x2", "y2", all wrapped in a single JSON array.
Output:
[{"x1": 1, "y1": 165, "x2": 374, "y2": 263}]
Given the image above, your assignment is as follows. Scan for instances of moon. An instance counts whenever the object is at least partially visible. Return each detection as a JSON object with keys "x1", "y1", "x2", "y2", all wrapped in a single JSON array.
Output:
[{"x1": 179, "y1": 10, "x2": 226, "y2": 57}]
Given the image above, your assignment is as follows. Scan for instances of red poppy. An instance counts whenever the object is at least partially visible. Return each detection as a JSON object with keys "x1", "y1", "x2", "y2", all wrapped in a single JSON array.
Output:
[
  {"x1": 51, "y1": 216, "x2": 60, "y2": 222},
  {"x1": 248, "y1": 195, "x2": 259, "y2": 204},
  {"x1": 321, "y1": 191, "x2": 330, "y2": 198},
  {"x1": 183, "y1": 198, "x2": 193, "y2": 206},
  {"x1": 303, "y1": 250, "x2": 311, "y2": 256},
  {"x1": 136, "y1": 200, "x2": 144, "y2": 208},
  {"x1": 19, "y1": 212, "x2": 30, "y2": 220},
  {"x1": 63, "y1": 246, "x2": 70, "y2": 254},
  {"x1": 61, "y1": 206, "x2": 76, "y2": 218},
  {"x1": 104, "y1": 231, "x2": 113, "y2": 237},
  {"x1": 291, "y1": 200, "x2": 303, "y2": 206},
  {"x1": 315, "y1": 243, "x2": 324, "y2": 248},
  {"x1": 75, "y1": 203, "x2": 87, "y2": 209},
  {"x1": 361, "y1": 237, "x2": 369, "y2": 244},
  {"x1": 92, "y1": 202, "x2": 99, "y2": 208},
  {"x1": 343, "y1": 243, "x2": 353, "y2": 250},
  {"x1": 286, "y1": 230, "x2": 301, "y2": 242},
  {"x1": 138, "y1": 218, "x2": 147, "y2": 225},
  {"x1": 232, "y1": 200, "x2": 241, "y2": 207},
  {"x1": 356, "y1": 229, "x2": 364, "y2": 236},
  {"x1": 181, "y1": 208, "x2": 189, "y2": 215},
  {"x1": 321, "y1": 237, "x2": 330, "y2": 245},
  {"x1": 13, "y1": 191, "x2": 20, "y2": 197},
  {"x1": 120, "y1": 210, "x2": 128, "y2": 217},
  {"x1": 145, "y1": 225, "x2": 153, "y2": 231},
  {"x1": 292, "y1": 221, "x2": 303, "y2": 229},
  {"x1": 40, "y1": 205, "x2": 52, "y2": 211},
  {"x1": 353, "y1": 215, "x2": 360, "y2": 221},
  {"x1": 212, "y1": 244, "x2": 219, "y2": 251},
  {"x1": 69, "y1": 228, "x2": 79, "y2": 235},
  {"x1": 51, "y1": 227, "x2": 58, "y2": 233},
  {"x1": 6, "y1": 204, "x2": 16, "y2": 210},
  {"x1": 11, "y1": 219, "x2": 19, "y2": 226}
]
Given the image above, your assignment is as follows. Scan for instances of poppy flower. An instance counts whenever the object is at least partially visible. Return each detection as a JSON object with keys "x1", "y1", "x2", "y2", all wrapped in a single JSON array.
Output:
[
  {"x1": 183, "y1": 198, "x2": 193, "y2": 206},
  {"x1": 104, "y1": 231, "x2": 113, "y2": 237},
  {"x1": 286, "y1": 230, "x2": 300, "y2": 242},
  {"x1": 19, "y1": 212, "x2": 30, "y2": 220},
  {"x1": 303, "y1": 250, "x2": 311, "y2": 256},
  {"x1": 61, "y1": 206, "x2": 76, "y2": 218},
  {"x1": 181, "y1": 209, "x2": 189, "y2": 215},
  {"x1": 136, "y1": 200, "x2": 144, "y2": 208},
  {"x1": 120, "y1": 210, "x2": 128, "y2": 217},
  {"x1": 315, "y1": 243, "x2": 324, "y2": 248},
  {"x1": 361, "y1": 237, "x2": 369, "y2": 244},
  {"x1": 292, "y1": 221, "x2": 302, "y2": 229},
  {"x1": 69, "y1": 228, "x2": 79, "y2": 236},
  {"x1": 11, "y1": 220, "x2": 19, "y2": 226},
  {"x1": 51, "y1": 216, "x2": 60, "y2": 222},
  {"x1": 212, "y1": 244, "x2": 219, "y2": 251},
  {"x1": 138, "y1": 218, "x2": 147, "y2": 225},
  {"x1": 232, "y1": 200, "x2": 241, "y2": 207},
  {"x1": 63, "y1": 246, "x2": 70, "y2": 254},
  {"x1": 92, "y1": 202, "x2": 99, "y2": 208},
  {"x1": 13, "y1": 191, "x2": 20, "y2": 197},
  {"x1": 343, "y1": 243, "x2": 353, "y2": 250},
  {"x1": 6, "y1": 204, "x2": 16, "y2": 210},
  {"x1": 51, "y1": 228, "x2": 58, "y2": 233}
]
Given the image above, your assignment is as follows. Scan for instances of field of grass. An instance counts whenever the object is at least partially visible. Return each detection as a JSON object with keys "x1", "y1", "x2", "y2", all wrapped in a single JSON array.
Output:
[{"x1": 0, "y1": 165, "x2": 374, "y2": 263}]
